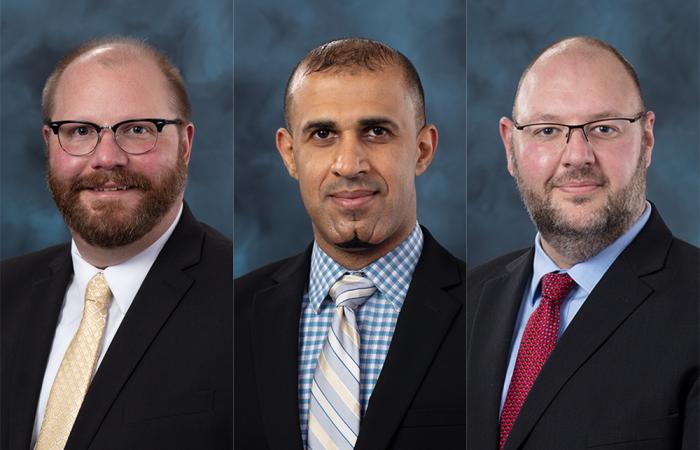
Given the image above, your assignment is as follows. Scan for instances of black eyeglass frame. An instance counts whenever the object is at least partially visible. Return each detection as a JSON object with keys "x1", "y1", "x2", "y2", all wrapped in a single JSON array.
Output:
[
  {"x1": 513, "y1": 111, "x2": 646, "y2": 144},
  {"x1": 46, "y1": 118, "x2": 184, "y2": 156}
]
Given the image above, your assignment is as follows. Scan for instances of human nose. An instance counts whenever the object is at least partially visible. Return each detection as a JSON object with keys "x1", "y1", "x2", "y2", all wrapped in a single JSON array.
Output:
[
  {"x1": 89, "y1": 128, "x2": 129, "y2": 170},
  {"x1": 331, "y1": 135, "x2": 368, "y2": 178},
  {"x1": 561, "y1": 126, "x2": 595, "y2": 167}
]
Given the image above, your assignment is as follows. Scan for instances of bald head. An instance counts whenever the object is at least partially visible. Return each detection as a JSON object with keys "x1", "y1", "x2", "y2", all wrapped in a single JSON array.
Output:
[
  {"x1": 513, "y1": 37, "x2": 644, "y2": 120},
  {"x1": 42, "y1": 36, "x2": 191, "y2": 122}
]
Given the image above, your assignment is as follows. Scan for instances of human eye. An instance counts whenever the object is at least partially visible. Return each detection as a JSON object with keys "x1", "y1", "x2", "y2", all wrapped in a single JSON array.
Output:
[
  {"x1": 530, "y1": 125, "x2": 563, "y2": 140},
  {"x1": 588, "y1": 121, "x2": 622, "y2": 139},
  {"x1": 62, "y1": 124, "x2": 95, "y2": 139},
  {"x1": 368, "y1": 126, "x2": 387, "y2": 137},
  {"x1": 312, "y1": 129, "x2": 333, "y2": 140},
  {"x1": 119, "y1": 121, "x2": 156, "y2": 138},
  {"x1": 363, "y1": 125, "x2": 393, "y2": 142}
]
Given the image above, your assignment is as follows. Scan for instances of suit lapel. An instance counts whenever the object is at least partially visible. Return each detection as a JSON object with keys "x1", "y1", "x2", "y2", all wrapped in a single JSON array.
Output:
[
  {"x1": 355, "y1": 233, "x2": 464, "y2": 450},
  {"x1": 504, "y1": 207, "x2": 673, "y2": 450},
  {"x1": 7, "y1": 249, "x2": 72, "y2": 450},
  {"x1": 251, "y1": 250, "x2": 309, "y2": 450},
  {"x1": 467, "y1": 250, "x2": 532, "y2": 450},
  {"x1": 64, "y1": 205, "x2": 205, "y2": 450}
]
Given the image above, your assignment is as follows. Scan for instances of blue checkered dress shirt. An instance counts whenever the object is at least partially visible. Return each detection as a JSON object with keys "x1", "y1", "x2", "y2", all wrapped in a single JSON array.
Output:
[{"x1": 297, "y1": 224, "x2": 424, "y2": 447}]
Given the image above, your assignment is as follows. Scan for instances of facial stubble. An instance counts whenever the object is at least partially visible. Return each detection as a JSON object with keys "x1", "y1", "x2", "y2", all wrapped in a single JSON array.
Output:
[{"x1": 511, "y1": 147, "x2": 647, "y2": 264}]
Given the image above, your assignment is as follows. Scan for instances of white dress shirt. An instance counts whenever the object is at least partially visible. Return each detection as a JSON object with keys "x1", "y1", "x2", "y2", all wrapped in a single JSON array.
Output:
[{"x1": 31, "y1": 204, "x2": 183, "y2": 445}]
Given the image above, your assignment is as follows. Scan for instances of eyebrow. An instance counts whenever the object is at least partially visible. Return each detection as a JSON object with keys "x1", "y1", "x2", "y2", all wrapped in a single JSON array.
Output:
[
  {"x1": 525, "y1": 110, "x2": 628, "y2": 124},
  {"x1": 301, "y1": 120, "x2": 337, "y2": 135},
  {"x1": 358, "y1": 117, "x2": 400, "y2": 130},
  {"x1": 301, "y1": 117, "x2": 400, "y2": 135}
]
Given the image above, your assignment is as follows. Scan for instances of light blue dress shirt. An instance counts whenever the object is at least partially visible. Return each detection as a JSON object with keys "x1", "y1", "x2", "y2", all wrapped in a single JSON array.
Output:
[
  {"x1": 298, "y1": 224, "x2": 424, "y2": 447},
  {"x1": 499, "y1": 202, "x2": 652, "y2": 414}
]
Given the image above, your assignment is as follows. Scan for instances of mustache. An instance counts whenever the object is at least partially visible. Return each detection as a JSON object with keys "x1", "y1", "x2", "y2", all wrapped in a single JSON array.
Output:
[
  {"x1": 548, "y1": 166, "x2": 608, "y2": 189},
  {"x1": 71, "y1": 169, "x2": 152, "y2": 192},
  {"x1": 322, "y1": 178, "x2": 382, "y2": 196}
]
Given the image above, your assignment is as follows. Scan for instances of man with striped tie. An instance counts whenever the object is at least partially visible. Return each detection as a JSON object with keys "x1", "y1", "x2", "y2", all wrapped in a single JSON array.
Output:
[
  {"x1": 235, "y1": 38, "x2": 466, "y2": 449},
  {"x1": 467, "y1": 36, "x2": 698, "y2": 449}
]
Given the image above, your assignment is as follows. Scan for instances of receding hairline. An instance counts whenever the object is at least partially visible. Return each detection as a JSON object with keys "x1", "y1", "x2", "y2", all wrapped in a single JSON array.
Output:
[
  {"x1": 282, "y1": 38, "x2": 426, "y2": 131},
  {"x1": 286, "y1": 63, "x2": 419, "y2": 127},
  {"x1": 512, "y1": 36, "x2": 645, "y2": 118},
  {"x1": 42, "y1": 36, "x2": 191, "y2": 122}
]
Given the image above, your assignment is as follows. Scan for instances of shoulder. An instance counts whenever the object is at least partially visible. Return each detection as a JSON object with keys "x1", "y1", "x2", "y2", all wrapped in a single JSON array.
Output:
[
  {"x1": 199, "y1": 221, "x2": 233, "y2": 256},
  {"x1": 0, "y1": 242, "x2": 70, "y2": 279},
  {"x1": 467, "y1": 247, "x2": 531, "y2": 286},
  {"x1": 416, "y1": 226, "x2": 467, "y2": 279},
  {"x1": 234, "y1": 247, "x2": 311, "y2": 297}
]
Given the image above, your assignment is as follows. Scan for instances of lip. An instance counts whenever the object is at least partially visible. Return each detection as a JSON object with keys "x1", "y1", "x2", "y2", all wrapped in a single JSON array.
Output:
[
  {"x1": 555, "y1": 182, "x2": 602, "y2": 195},
  {"x1": 329, "y1": 190, "x2": 377, "y2": 209},
  {"x1": 84, "y1": 183, "x2": 138, "y2": 196}
]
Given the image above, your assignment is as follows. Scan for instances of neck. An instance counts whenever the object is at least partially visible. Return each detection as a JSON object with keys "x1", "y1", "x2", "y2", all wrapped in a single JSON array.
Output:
[
  {"x1": 316, "y1": 223, "x2": 415, "y2": 270},
  {"x1": 539, "y1": 238, "x2": 578, "y2": 270},
  {"x1": 72, "y1": 200, "x2": 182, "y2": 269},
  {"x1": 539, "y1": 201, "x2": 647, "y2": 270}
]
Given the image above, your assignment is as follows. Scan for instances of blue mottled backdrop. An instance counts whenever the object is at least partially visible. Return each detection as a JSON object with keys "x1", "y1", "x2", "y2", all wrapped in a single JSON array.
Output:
[
  {"x1": 0, "y1": 0, "x2": 233, "y2": 259},
  {"x1": 467, "y1": 0, "x2": 700, "y2": 268},
  {"x1": 234, "y1": 0, "x2": 467, "y2": 276}
]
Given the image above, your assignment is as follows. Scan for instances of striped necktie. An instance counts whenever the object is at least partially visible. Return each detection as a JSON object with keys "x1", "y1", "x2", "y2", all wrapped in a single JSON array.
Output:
[
  {"x1": 307, "y1": 273, "x2": 376, "y2": 449},
  {"x1": 36, "y1": 272, "x2": 112, "y2": 450}
]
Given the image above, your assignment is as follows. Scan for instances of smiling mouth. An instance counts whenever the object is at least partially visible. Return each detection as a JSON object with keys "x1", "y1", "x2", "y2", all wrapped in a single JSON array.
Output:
[
  {"x1": 330, "y1": 190, "x2": 377, "y2": 208},
  {"x1": 92, "y1": 186, "x2": 132, "y2": 192},
  {"x1": 555, "y1": 183, "x2": 601, "y2": 193}
]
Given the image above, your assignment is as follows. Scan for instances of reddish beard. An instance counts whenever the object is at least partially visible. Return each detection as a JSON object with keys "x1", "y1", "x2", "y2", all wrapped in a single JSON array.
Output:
[{"x1": 46, "y1": 154, "x2": 187, "y2": 248}]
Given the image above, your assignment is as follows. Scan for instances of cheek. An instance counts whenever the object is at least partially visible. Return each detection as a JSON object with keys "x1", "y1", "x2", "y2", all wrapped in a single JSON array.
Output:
[
  {"x1": 48, "y1": 149, "x2": 84, "y2": 178},
  {"x1": 598, "y1": 153, "x2": 638, "y2": 187},
  {"x1": 295, "y1": 156, "x2": 328, "y2": 198},
  {"x1": 514, "y1": 144, "x2": 558, "y2": 183}
]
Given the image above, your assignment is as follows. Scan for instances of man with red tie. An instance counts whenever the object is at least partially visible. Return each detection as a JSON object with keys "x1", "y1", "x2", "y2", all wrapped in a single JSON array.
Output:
[{"x1": 467, "y1": 36, "x2": 698, "y2": 449}]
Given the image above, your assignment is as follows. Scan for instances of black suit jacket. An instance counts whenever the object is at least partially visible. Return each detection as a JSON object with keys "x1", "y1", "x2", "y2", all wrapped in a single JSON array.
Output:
[
  {"x1": 467, "y1": 206, "x2": 699, "y2": 449},
  {"x1": 1, "y1": 203, "x2": 233, "y2": 450},
  {"x1": 235, "y1": 228, "x2": 466, "y2": 449}
]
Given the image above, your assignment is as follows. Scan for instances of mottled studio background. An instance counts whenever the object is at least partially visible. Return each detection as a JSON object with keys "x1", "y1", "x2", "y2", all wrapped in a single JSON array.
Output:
[
  {"x1": 234, "y1": 0, "x2": 467, "y2": 276},
  {"x1": 468, "y1": 0, "x2": 700, "y2": 268},
  {"x1": 0, "y1": 0, "x2": 233, "y2": 259}
]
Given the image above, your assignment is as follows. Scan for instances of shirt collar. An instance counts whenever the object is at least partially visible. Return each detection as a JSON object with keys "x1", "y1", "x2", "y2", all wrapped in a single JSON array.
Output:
[
  {"x1": 70, "y1": 203, "x2": 183, "y2": 314},
  {"x1": 307, "y1": 223, "x2": 424, "y2": 313},
  {"x1": 528, "y1": 201, "x2": 652, "y2": 305}
]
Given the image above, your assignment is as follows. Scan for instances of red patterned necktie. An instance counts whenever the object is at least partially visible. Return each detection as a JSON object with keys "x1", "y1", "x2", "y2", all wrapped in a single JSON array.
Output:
[{"x1": 499, "y1": 272, "x2": 576, "y2": 449}]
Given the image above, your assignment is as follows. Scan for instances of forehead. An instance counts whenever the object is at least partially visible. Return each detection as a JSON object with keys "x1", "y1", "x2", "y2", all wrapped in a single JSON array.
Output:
[
  {"x1": 288, "y1": 66, "x2": 415, "y2": 129},
  {"x1": 516, "y1": 48, "x2": 642, "y2": 121},
  {"x1": 52, "y1": 53, "x2": 173, "y2": 120}
]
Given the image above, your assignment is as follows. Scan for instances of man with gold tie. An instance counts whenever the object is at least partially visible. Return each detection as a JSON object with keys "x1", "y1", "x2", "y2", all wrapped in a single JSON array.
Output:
[{"x1": 1, "y1": 37, "x2": 232, "y2": 449}]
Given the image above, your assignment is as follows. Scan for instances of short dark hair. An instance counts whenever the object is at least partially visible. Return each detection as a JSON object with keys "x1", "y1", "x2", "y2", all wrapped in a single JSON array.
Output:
[
  {"x1": 513, "y1": 36, "x2": 645, "y2": 117},
  {"x1": 42, "y1": 36, "x2": 192, "y2": 123},
  {"x1": 283, "y1": 37, "x2": 426, "y2": 129}
]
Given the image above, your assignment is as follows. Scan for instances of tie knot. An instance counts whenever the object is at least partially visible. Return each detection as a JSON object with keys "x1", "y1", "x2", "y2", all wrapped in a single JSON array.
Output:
[
  {"x1": 540, "y1": 272, "x2": 576, "y2": 306},
  {"x1": 85, "y1": 272, "x2": 112, "y2": 306},
  {"x1": 329, "y1": 273, "x2": 376, "y2": 310}
]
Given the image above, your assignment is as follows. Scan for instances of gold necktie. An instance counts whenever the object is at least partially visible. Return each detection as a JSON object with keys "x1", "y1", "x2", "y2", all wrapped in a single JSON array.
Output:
[{"x1": 35, "y1": 272, "x2": 112, "y2": 450}]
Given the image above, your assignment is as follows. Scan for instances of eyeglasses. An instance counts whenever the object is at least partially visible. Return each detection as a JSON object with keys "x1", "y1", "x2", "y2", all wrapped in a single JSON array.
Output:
[
  {"x1": 46, "y1": 118, "x2": 183, "y2": 156},
  {"x1": 513, "y1": 112, "x2": 646, "y2": 149}
]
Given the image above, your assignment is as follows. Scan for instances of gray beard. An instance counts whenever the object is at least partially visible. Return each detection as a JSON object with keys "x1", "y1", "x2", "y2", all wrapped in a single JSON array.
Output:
[{"x1": 512, "y1": 152, "x2": 647, "y2": 264}]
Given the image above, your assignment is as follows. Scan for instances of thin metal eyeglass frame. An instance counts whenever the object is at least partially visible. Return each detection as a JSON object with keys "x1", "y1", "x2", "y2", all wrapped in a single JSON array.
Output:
[
  {"x1": 513, "y1": 111, "x2": 646, "y2": 144},
  {"x1": 46, "y1": 118, "x2": 183, "y2": 156}
]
